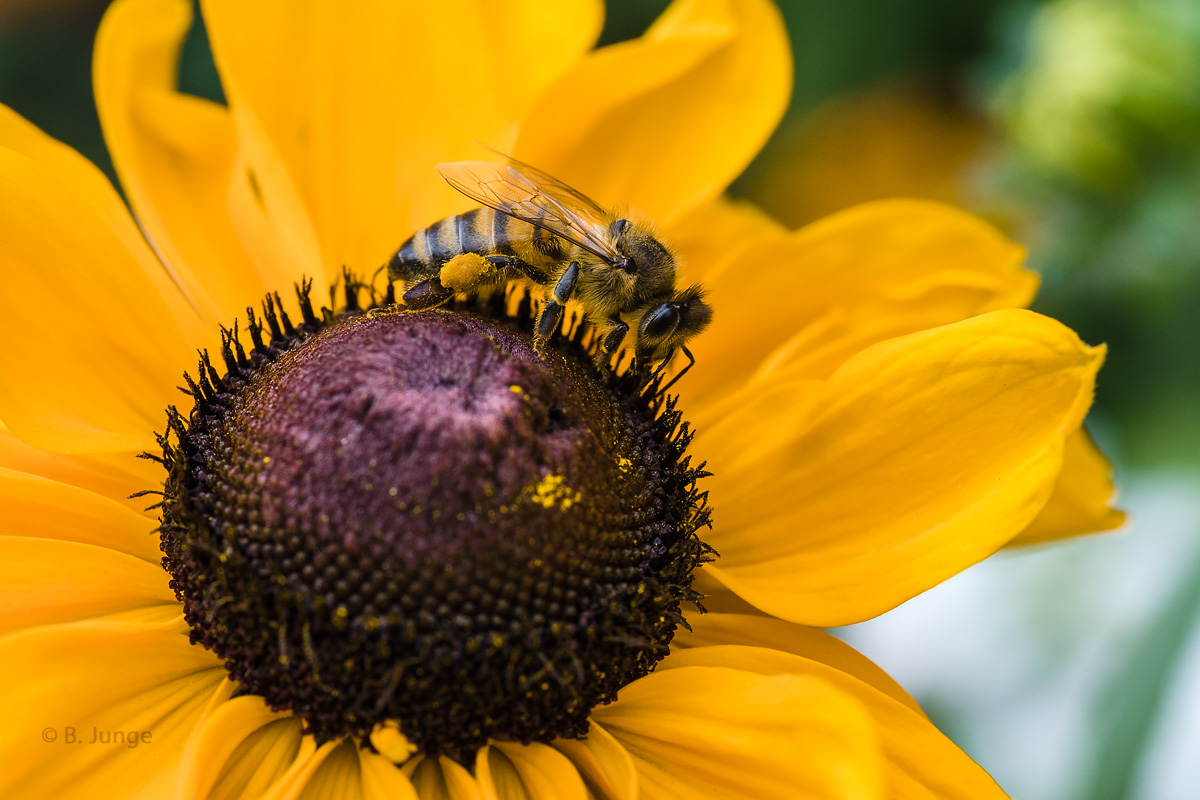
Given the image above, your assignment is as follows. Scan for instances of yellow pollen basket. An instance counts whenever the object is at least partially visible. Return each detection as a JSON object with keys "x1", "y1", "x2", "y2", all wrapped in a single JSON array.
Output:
[{"x1": 440, "y1": 252, "x2": 495, "y2": 293}]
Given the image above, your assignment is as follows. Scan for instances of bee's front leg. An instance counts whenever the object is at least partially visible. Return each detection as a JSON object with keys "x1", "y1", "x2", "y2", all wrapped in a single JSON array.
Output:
[
  {"x1": 533, "y1": 261, "x2": 580, "y2": 353},
  {"x1": 594, "y1": 315, "x2": 629, "y2": 368}
]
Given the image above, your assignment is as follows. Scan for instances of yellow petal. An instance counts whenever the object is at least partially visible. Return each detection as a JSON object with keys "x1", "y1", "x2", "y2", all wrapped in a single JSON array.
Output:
[
  {"x1": 201, "y1": 0, "x2": 601, "y2": 280},
  {"x1": 593, "y1": 666, "x2": 883, "y2": 800},
  {"x1": 295, "y1": 740, "x2": 363, "y2": 800},
  {"x1": 0, "y1": 536, "x2": 175, "y2": 637},
  {"x1": 476, "y1": 742, "x2": 588, "y2": 800},
  {"x1": 0, "y1": 467, "x2": 163, "y2": 562},
  {"x1": 0, "y1": 145, "x2": 202, "y2": 454},
  {"x1": 661, "y1": 646, "x2": 1009, "y2": 799},
  {"x1": 256, "y1": 741, "x2": 346, "y2": 800},
  {"x1": 0, "y1": 616, "x2": 226, "y2": 800},
  {"x1": 553, "y1": 722, "x2": 637, "y2": 800},
  {"x1": 744, "y1": 85, "x2": 987, "y2": 228},
  {"x1": 360, "y1": 750, "x2": 420, "y2": 800},
  {"x1": 0, "y1": 104, "x2": 206, "y2": 346},
  {"x1": 1010, "y1": 427, "x2": 1126, "y2": 546},
  {"x1": 515, "y1": 0, "x2": 791, "y2": 224},
  {"x1": 674, "y1": 613, "x2": 923, "y2": 715},
  {"x1": 0, "y1": 103, "x2": 158, "y2": 269},
  {"x1": 665, "y1": 195, "x2": 785, "y2": 283},
  {"x1": 403, "y1": 755, "x2": 482, "y2": 800},
  {"x1": 681, "y1": 200, "x2": 1037, "y2": 410},
  {"x1": 0, "y1": 421, "x2": 160, "y2": 512},
  {"x1": 174, "y1": 695, "x2": 305, "y2": 800},
  {"x1": 95, "y1": 0, "x2": 294, "y2": 327},
  {"x1": 701, "y1": 309, "x2": 1104, "y2": 626}
]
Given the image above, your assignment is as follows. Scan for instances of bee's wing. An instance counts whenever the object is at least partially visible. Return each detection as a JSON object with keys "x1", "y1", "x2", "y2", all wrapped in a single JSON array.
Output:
[
  {"x1": 436, "y1": 160, "x2": 623, "y2": 265},
  {"x1": 474, "y1": 145, "x2": 610, "y2": 218}
]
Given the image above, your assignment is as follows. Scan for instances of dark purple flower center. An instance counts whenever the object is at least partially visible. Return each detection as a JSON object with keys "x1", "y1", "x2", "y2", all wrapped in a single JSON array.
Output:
[{"x1": 156, "y1": 287, "x2": 710, "y2": 760}]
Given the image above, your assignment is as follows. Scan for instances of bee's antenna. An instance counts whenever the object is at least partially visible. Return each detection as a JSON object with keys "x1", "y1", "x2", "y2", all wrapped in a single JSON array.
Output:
[{"x1": 658, "y1": 346, "x2": 695, "y2": 395}]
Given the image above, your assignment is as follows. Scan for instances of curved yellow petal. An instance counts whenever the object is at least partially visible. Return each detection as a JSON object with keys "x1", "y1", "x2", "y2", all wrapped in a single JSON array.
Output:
[
  {"x1": 553, "y1": 721, "x2": 638, "y2": 800},
  {"x1": 1010, "y1": 426, "x2": 1126, "y2": 546},
  {"x1": 0, "y1": 104, "x2": 156, "y2": 268},
  {"x1": 360, "y1": 750, "x2": 420, "y2": 800},
  {"x1": 0, "y1": 536, "x2": 175, "y2": 637},
  {"x1": 593, "y1": 666, "x2": 883, "y2": 800},
  {"x1": 674, "y1": 613, "x2": 923, "y2": 715},
  {"x1": 515, "y1": 0, "x2": 791, "y2": 224},
  {"x1": 95, "y1": 0, "x2": 292, "y2": 327},
  {"x1": 254, "y1": 740, "x2": 347, "y2": 800},
  {"x1": 681, "y1": 200, "x2": 1036, "y2": 410},
  {"x1": 665, "y1": 195, "x2": 785, "y2": 283},
  {"x1": 661, "y1": 646, "x2": 1009, "y2": 799},
  {"x1": 294, "y1": 740, "x2": 364, "y2": 800},
  {"x1": 201, "y1": 0, "x2": 602, "y2": 280},
  {"x1": 0, "y1": 421, "x2": 160, "y2": 512},
  {"x1": 476, "y1": 742, "x2": 588, "y2": 800},
  {"x1": 0, "y1": 616, "x2": 226, "y2": 800},
  {"x1": 403, "y1": 755, "x2": 482, "y2": 800},
  {"x1": 701, "y1": 309, "x2": 1104, "y2": 626},
  {"x1": 0, "y1": 104, "x2": 206, "y2": 345},
  {"x1": 745, "y1": 85, "x2": 987, "y2": 229},
  {"x1": 0, "y1": 467, "x2": 162, "y2": 561},
  {"x1": 174, "y1": 695, "x2": 305, "y2": 800},
  {"x1": 0, "y1": 145, "x2": 202, "y2": 454}
]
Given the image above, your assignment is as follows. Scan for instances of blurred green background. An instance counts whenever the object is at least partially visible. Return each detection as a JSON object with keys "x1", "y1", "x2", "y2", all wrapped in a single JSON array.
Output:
[{"x1": 3, "y1": 1, "x2": 1198, "y2": 797}]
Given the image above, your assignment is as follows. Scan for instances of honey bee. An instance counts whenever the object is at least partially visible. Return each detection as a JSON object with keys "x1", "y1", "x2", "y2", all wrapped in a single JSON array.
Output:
[{"x1": 387, "y1": 151, "x2": 711, "y2": 373}]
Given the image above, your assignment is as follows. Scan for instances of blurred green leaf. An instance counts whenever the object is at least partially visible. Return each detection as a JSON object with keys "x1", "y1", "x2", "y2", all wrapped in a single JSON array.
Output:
[{"x1": 1078, "y1": 543, "x2": 1200, "y2": 800}]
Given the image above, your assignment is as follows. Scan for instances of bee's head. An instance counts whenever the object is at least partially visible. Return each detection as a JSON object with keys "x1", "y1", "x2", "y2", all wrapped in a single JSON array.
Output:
[
  {"x1": 610, "y1": 218, "x2": 675, "y2": 277},
  {"x1": 634, "y1": 284, "x2": 713, "y2": 364}
]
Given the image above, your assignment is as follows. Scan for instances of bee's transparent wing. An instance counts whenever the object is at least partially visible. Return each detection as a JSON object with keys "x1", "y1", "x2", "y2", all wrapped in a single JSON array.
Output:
[
  {"x1": 436, "y1": 159, "x2": 622, "y2": 264},
  {"x1": 474, "y1": 145, "x2": 610, "y2": 218}
]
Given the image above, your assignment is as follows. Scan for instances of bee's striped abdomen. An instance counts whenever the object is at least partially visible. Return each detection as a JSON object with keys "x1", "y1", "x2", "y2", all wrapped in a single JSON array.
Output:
[
  {"x1": 388, "y1": 206, "x2": 551, "y2": 285},
  {"x1": 390, "y1": 207, "x2": 487, "y2": 282},
  {"x1": 458, "y1": 207, "x2": 492, "y2": 255},
  {"x1": 492, "y1": 208, "x2": 517, "y2": 258}
]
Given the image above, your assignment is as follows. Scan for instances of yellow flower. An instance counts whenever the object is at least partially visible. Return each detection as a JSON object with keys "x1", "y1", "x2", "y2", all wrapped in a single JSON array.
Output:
[{"x1": 0, "y1": 0, "x2": 1122, "y2": 799}]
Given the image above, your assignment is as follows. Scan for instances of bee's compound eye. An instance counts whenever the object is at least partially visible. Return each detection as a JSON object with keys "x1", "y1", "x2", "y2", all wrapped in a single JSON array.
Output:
[{"x1": 641, "y1": 304, "x2": 680, "y2": 341}]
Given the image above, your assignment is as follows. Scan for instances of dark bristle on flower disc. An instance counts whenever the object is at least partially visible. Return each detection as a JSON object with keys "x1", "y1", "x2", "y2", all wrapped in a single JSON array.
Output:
[{"x1": 154, "y1": 279, "x2": 712, "y2": 760}]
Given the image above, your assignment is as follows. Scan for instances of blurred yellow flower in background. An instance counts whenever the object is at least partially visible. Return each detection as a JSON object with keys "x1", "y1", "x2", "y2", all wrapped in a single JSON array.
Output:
[{"x1": 0, "y1": 0, "x2": 1122, "y2": 798}]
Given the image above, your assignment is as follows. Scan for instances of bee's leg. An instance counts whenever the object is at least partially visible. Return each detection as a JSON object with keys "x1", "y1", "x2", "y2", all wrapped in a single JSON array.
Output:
[
  {"x1": 533, "y1": 261, "x2": 580, "y2": 352},
  {"x1": 401, "y1": 276, "x2": 454, "y2": 310},
  {"x1": 488, "y1": 255, "x2": 551, "y2": 285},
  {"x1": 657, "y1": 345, "x2": 695, "y2": 394},
  {"x1": 595, "y1": 315, "x2": 629, "y2": 368}
]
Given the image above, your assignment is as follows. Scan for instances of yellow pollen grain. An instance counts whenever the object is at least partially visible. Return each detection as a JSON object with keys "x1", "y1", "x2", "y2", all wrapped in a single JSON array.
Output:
[
  {"x1": 509, "y1": 384, "x2": 525, "y2": 395},
  {"x1": 617, "y1": 456, "x2": 632, "y2": 473},
  {"x1": 370, "y1": 721, "x2": 418, "y2": 765},
  {"x1": 525, "y1": 473, "x2": 582, "y2": 511},
  {"x1": 262, "y1": 456, "x2": 271, "y2": 464}
]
